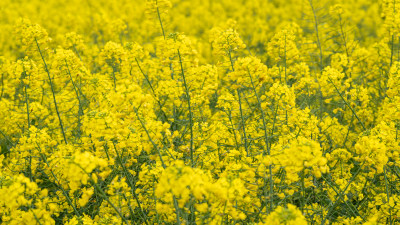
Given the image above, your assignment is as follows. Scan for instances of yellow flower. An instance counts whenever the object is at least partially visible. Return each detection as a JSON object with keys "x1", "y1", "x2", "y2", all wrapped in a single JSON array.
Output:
[{"x1": 262, "y1": 204, "x2": 307, "y2": 225}]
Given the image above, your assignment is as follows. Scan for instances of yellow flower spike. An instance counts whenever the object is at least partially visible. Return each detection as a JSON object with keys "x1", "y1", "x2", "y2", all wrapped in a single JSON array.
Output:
[
  {"x1": 209, "y1": 24, "x2": 246, "y2": 56},
  {"x1": 261, "y1": 204, "x2": 307, "y2": 225},
  {"x1": 15, "y1": 18, "x2": 50, "y2": 54}
]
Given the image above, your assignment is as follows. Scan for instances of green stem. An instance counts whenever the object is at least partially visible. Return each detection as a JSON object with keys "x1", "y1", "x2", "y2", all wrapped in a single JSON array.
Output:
[
  {"x1": 135, "y1": 58, "x2": 169, "y2": 122},
  {"x1": 248, "y1": 70, "x2": 269, "y2": 155},
  {"x1": 321, "y1": 162, "x2": 366, "y2": 224},
  {"x1": 92, "y1": 178, "x2": 129, "y2": 224},
  {"x1": 237, "y1": 89, "x2": 249, "y2": 156},
  {"x1": 327, "y1": 77, "x2": 366, "y2": 131},
  {"x1": 227, "y1": 109, "x2": 240, "y2": 150},
  {"x1": 1, "y1": 72, "x2": 3, "y2": 99},
  {"x1": 156, "y1": 0, "x2": 166, "y2": 39},
  {"x1": 177, "y1": 49, "x2": 194, "y2": 166},
  {"x1": 39, "y1": 153, "x2": 80, "y2": 217},
  {"x1": 30, "y1": 208, "x2": 44, "y2": 225},
  {"x1": 384, "y1": 167, "x2": 393, "y2": 225},
  {"x1": 112, "y1": 142, "x2": 150, "y2": 225},
  {"x1": 112, "y1": 68, "x2": 117, "y2": 89},
  {"x1": 35, "y1": 38, "x2": 68, "y2": 144},
  {"x1": 173, "y1": 195, "x2": 182, "y2": 225},
  {"x1": 227, "y1": 46, "x2": 249, "y2": 156},
  {"x1": 65, "y1": 61, "x2": 83, "y2": 136},
  {"x1": 284, "y1": 33, "x2": 287, "y2": 84},
  {"x1": 309, "y1": 0, "x2": 323, "y2": 70},
  {"x1": 22, "y1": 67, "x2": 31, "y2": 130},
  {"x1": 133, "y1": 106, "x2": 166, "y2": 169}
]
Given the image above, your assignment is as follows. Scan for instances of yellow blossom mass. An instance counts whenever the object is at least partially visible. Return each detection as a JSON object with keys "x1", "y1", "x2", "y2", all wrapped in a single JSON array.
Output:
[{"x1": 0, "y1": 0, "x2": 399, "y2": 224}]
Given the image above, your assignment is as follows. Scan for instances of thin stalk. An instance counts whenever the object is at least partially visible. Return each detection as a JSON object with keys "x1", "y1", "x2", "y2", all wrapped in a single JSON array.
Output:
[
  {"x1": 390, "y1": 0, "x2": 395, "y2": 70},
  {"x1": 309, "y1": 0, "x2": 323, "y2": 70},
  {"x1": 284, "y1": 33, "x2": 287, "y2": 84},
  {"x1": 301, "y1": 170, "x2": 306, "y2": 213},
  {"x1": 133, "y1": 106, "x2": 166, "y2": 169},
  {"x1": 39, "y1": 153, "x2": 80, "y2": 217},
  {"x1": 189, "y1": 199, "x2": 196, "y2": 225},
  {"x1": 1, "y1": 72, "x2": 3, "y2": 99},
  {"x1": 72, "y1": 43, "x2": 83, "y2": 62},
  {"x1": 112, "y1": 69, "x2": 117, "y2": 89},
  {"x1": 308, "y1": 0, "x2": 325, "y2": 119},
  {"x1": 30, "y1": 208, "x2": 44, "y2": 225},
  {"x1": 227, "y1": 46, "x2": 249, "y2": 156},
  {"x1": 72, "y1": 161, "x2": 129, "y2": 224},
  {"x1": 135, "y1": 58, "x2": 157, "y2": 94},
  {"x1": 227, "y1": 109, "x2": 240, "y2": 150},
  {"x1": 391, "y1": 33, "x2": 395, "y2": 67},
  {"x1": 227, "y1": 48, "x2": 235, "y2": 72},
  {"x1": 327, "y1": 77, "x2": 366, "y2": 131},
  {"x1": 22, "y1": 68, "x2": 31, "y2": 130},
  {"x1": 384, "y1": 167, "x2": 393, "y2": 225},
  {"x1": 267, "y1": 166, "x2": 273, "y2": 213},
  {"x1": 156, "y1": 0, "x2": 166, "y2": 39},
  {"x1": 25, "y1": 85, "x2": 30, "y2": 129},
  {"x1": 321, "y1": 162, "x2": 365, "y2": 224},
  {"x1": 173, "y1": 196, "x2": 182, "y2": 225},
  {"x1": 65, "y1": 61, "x2": 83, "y2": 135},
  {"x1": 237, "y1": 89, "x2": 249, "y2": 156},
  {"x1": 122, "y1": 194, "x2": 135, "y2": 225},
  {"x1": 322, "y1": 175, "x2": 364, "y2": 220},
  {"x1": 177, "y1": 49, "x2": 194, "y2": 166},
  {"x1": 135, "y1": 58, "x2": 169, "y2": 122},
  {"x1": 338, "y1": 15, "x2": 350, "y2": 60},
  {"x1": 22, "y1": 66, "x2": 33, "y2": 182},
  {"x1": 92, "y1": 178, "x2": 129, "y2": 224},
  {"x1": 112, "y1": 142, "x2": 149, "y2": 225},
  {"x1": 398, "y1": 36, "x2": 400, "y2": 62},
  {"x1": 267, "y1": 104, "x2": 279, "y2": 211},
  {"x1": 247, "y1": 69, "x2": 269, "y2": 155},
  {"x1": 342, "y1": 113, "x2": 354, "y2": 148},
  {"x1": 35, "y1": 38, "x2": 68, "y2": 144},
  {"x1": 0, "y1": 129, "x2": 14, "y2": 147}
]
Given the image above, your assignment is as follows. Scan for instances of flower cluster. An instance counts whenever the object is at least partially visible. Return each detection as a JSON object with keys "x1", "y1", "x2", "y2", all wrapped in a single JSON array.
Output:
[{"x1": 0, "y1": 0, "x2": 400, "y2": 224}]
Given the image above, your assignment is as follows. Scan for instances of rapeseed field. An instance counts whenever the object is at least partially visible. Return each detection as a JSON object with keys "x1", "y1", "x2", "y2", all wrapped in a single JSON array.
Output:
[{"x1": 0, "y1": 0, "x2": 399, "y2": 224}]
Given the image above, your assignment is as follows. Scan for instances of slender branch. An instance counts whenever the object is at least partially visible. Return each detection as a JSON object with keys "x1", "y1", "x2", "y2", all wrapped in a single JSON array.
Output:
[
  {"x1": 327, "y1": 77, "x2": 366, "y2": 131},
  {"x1": 237, "y1": 89, "x2": 249, "y2": 156},
  {"x1": 156, "y1": 0, "x2": 166, "y2": 39},
  {"x1": 92, "y1": 176, "x2": 129, "y2": 224},
  {"x1": 21, "y1": 66, "x2": 31, "y2": 130},
  {"x1": 227, "y1": 45, "x2": 249, "y2": 156},
  {"x1": 135, "y1": 58, "x2": 169, "y2": 122},
  {"x1": 65, "y1": 61, "x2": 83, "y2": 136},
  {"x1": 384, "y1": 167, "x2": 393, "y2": 225},
  {"x1": 321, "y1": 162, "x2": 366, "y2": 224},
  {"x1": 247, "y1": 69, "x2": 274, "y2": 212},
  {"x1": 39, "y1": 153, "x2": 80, "y2": 217},
  {"x1": 173, "y1": 195, "x2": 182, "y2": 225},
  {"x1": 309, "y1": 0, "x2": 324, "y2": 70},
  {"x1": 35, "y1": 38, "x2": 68, "y2": 144},
  {"x1": 0, "y1": 72, "x2": 3, "y2": 99},
  {"x1": 112, "y1": 142, "x2": 150, "y2": 225},
  {"x1": 177, "y1": 49, "x2": 194, "y2": 166},
  {"x1": 133, "y1": 106, "x2": 166, "y2": 169}
]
